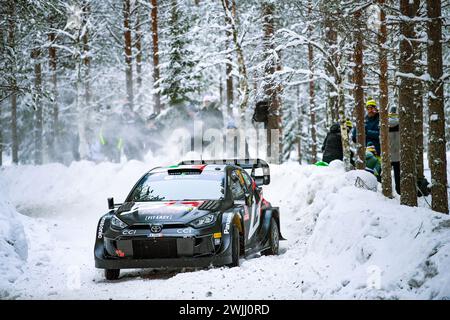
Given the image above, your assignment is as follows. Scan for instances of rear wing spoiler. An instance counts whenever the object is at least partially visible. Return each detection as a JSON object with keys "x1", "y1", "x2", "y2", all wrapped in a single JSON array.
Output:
[{"x1": 179, "y1": 158, "x2": 270, "y2": 186}]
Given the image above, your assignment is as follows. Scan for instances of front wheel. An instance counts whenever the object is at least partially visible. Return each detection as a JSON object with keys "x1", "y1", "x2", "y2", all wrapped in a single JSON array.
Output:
[
  {"x1": 262, "y1": 218, "x2": 279, "y2": 256},
  {"x1": 105, "y1": 269, "x2": 120, "y2": 280},
  {"x1": 227, "y1": 225, "x2": 240, "y2": 267}
]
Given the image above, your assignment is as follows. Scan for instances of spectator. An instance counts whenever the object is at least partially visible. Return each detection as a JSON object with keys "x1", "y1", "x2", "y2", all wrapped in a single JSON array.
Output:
[
  {"x1": 352, "y1": 98, "x2": 380, "y2": 155},
  {"x1": 388, "y1": 108, "x2": 400, "y2": 195},
  {"x1": 322, "y1": 120, "x2": 353, "y2": 164},
  {"x1": 365, "y1": 143, "x2": 381, "y2": 182}
]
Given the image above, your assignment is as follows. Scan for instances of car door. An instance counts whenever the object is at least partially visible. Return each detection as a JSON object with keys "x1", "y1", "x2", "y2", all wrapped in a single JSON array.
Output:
[
  {"x1": 239, "y1": 170, "x2": 262, "y2": 245},
  {"x1": 230, "y1": 169, "x2": 260, "y2": 245}
]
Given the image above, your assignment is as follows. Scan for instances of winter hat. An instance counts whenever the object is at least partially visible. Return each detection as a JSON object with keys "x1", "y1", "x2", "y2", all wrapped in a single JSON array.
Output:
[
  {"x1": 366, "y1": 99, "x2": 378, "y2": 109},
  {"x1": 366, "y1": 143, "x2": 377, "y2": 155},
  {"x1": 345, "y1": 119, "x2": 353, "y2": 129}
]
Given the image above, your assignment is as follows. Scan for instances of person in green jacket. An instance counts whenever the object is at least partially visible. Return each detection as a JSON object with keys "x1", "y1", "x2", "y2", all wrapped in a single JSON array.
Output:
[{"x1": 365, "y1": 143, "x2": 381, "y2": 182}]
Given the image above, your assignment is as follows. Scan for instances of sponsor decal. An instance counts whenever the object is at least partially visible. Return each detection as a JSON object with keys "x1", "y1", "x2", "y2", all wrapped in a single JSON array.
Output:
[
  {"x1": 145, "y1": 215, "x2": 173, "y2": 221},
  {"x1": 147, "y1": 233, "x2": 163, "y2": 238},
  {"x1": 97, "y1": 216, "x2": 107, "y2": 239},
  {"x1": 223, "y1": 214, "x2": 233, "y2": 234},
  {"x1": 122, "y1": 230, "x2": 136, "y2": 235},
  {"x1": 176, "y1": 228, "x2": 193, "y2": 234}
]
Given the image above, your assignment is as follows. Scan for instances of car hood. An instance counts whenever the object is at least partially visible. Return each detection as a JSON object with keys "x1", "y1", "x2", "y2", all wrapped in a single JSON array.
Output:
[{"x1": 115, "y1": 200, "x2": 219, "y2": 225}]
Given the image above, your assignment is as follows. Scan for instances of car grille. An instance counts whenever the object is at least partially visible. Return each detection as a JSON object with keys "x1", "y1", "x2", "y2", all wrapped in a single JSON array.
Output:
[{"x1": 132, "y1": 239, "x2": 178, "y2": 259}]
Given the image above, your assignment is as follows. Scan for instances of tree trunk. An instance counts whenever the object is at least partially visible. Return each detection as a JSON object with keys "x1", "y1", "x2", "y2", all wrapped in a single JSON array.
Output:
[
  {"x1": 83, "y1": 3, "x2": 91, "y2": 106},
  {"x1": 150, "y1": 0, "x2": 161, "y2": 113},
  {"x1": 7, "y1": 0, "x2": 18, "y2": 164},
  {"x1": 324, "y1": 16, "x2": 338, "y2": 125},
  {"x1": 0, "y1": 27, "x2": 3, "y2": 166},
  {"x1": 353, "y1": 9, "x2": 365, "y2": 170},
  {"x1": 296, "y1": 84, "x2": 303, "y2": 164},
  {"x1": 378, "y1": 0, "x2": 392, "y2": 198},
  {"x1": 224, "y1": 0, "x2": 234, "y2": 119},
  {"x1": 221, "y1": 0, "x2": 248, "y2": 119},
  {"x1": 48, "y1": 30, "x2": 59, "y2": 161},
  {"x1": 412, "y1": 0, "x2": 424, "y2": 180},
  {"x1": 123, "y1": 0, "x2": 134, "y2": 110},
  {"x1": 135, "y1": 4, "x2": 143, "y2": 104},
  {"x1": 32, "y1": 48, "x2": 43, "y2": 165},
  {"x1": 307, "y1": 1, "x2": 316, "y2": 164},
  {"x1": 263, "y1": 1, "x2": 282, "y2": 163},
  {"x1": 427, "y1": 0, "x2": 448, "y2": 213},
  {"x1": 399, "y1": 0, "x2": 417, "y2": 207}
]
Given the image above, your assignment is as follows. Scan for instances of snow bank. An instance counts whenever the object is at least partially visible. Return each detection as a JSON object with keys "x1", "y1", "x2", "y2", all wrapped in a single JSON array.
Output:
[
  {"x1": 269, "y1": 160, "x2": 450, "y2": 299},
  {"x1": 0, "y1": 179, "x2": 28, "y2": 298}
]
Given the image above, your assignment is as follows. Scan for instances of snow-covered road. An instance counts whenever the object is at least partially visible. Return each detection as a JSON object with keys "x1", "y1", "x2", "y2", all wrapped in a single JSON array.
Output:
[{"x1": 1, "y1": 159, "x2": 450, "y2": 299}]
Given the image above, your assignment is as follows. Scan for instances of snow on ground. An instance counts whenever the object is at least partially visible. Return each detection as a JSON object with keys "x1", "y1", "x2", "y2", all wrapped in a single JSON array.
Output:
[
  {"x1": 0, "y1": 179, "x2": 28, "y2": 298},
  {"x1": 0, "y1": 157, "x2": 449, "y2": 299}
]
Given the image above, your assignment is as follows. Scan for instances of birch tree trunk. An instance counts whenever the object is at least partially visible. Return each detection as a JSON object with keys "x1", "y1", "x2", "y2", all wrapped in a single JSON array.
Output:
[{"x1": 427, "y1": 0, "x2": 448, "y2": 213}]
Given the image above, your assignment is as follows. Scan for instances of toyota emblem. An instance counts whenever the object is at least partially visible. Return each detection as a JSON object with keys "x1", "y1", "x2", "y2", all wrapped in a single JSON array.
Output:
[{"x1": 150, "y1": 224, "x2": 162, "y2": 233}]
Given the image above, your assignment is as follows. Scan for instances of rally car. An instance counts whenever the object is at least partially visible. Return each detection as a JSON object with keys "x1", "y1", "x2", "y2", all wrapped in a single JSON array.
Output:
[{"x1": 94, "y1": 158, "x2": 284, "y2": 280}]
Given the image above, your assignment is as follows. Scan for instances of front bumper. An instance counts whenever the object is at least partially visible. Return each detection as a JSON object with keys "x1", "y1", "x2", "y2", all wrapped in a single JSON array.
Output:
[
  {"x1": 95, "y1": 254, "x2": 232, "y2": 269},
  {"x1": 94, "y1": 230, "x2": 233, "y2": 269}
]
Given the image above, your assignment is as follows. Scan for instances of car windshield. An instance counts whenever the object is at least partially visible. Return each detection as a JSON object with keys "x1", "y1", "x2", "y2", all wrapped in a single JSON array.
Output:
[{"x1": 129, "y1": 172, "x2": 225, "y2": 202}]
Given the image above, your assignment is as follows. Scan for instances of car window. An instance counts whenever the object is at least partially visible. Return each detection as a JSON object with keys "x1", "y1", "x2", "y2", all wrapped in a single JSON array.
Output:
[
  {"x1": 230, "y1": 170, "x2": 245, "y2": 200},
  {"x1": 129, "y1": 172, "x2": 225, "y2": 201}
]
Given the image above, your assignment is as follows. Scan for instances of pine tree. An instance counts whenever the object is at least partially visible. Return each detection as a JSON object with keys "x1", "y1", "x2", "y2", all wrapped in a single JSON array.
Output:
[
  {"x1": 399, "y1": 0, "x2": 418, "y2": 207},
  {"x1": 162, "y1": 0, "x2": 199, "y2": 105},
  {"x1": 427, "y1": 0, "x2": 448, "y2": 213}
]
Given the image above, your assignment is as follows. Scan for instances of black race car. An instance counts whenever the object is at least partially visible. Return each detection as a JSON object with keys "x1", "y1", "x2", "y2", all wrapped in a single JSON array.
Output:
[{"x1": 94, "y1": 158, "x2": 284, "y2": 280}]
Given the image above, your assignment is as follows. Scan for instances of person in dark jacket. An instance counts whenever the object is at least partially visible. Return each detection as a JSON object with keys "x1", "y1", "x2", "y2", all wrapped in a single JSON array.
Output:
[
  {"x1": 352, "y1": 98, "x2": 380, "y2": 155},
  {"x1": 322, "y1": 123, "x2": 343, "y2": 163},
  {"x1": 322, "y1": 120, "x2": 353, "y2": 164}
]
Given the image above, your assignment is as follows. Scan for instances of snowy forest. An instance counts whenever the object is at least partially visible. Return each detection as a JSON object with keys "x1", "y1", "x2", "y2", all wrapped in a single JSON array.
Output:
[{"x1": 1, "y1": 0, "x2": 449, "y2": 212}]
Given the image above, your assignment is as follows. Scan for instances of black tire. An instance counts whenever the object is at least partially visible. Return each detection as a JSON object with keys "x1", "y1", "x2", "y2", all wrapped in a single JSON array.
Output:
[
  {"x1": 227, "y1": 225, "x2": 240, "y2": 267},
  {"x1": 105, "y1": 269, "x2": 120, "y2": 280},
  {"x1": 261, "y1": 217, "x2": 280, "y2": 256}
]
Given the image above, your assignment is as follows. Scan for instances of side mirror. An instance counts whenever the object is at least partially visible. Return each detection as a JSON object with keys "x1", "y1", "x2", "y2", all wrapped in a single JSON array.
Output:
[
  {"x1": 254, "y1": 176, "x2": 265, "y2": 186},
  {"x1": 107, "y1": 197, "x2": 114, "y2": 210}
]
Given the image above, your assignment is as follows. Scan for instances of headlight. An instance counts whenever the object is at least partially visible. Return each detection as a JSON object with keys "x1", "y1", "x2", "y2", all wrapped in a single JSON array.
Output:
[
  {"x1": 111, "y1": 216, "x2": 128, "y2": 229},
  {"x1": 190, "y1": 213, "x2": 217, "y2": 228}
]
